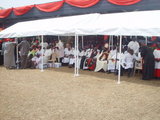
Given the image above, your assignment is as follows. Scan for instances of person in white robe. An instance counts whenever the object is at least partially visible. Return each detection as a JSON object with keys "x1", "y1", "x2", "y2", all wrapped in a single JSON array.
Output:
[
  {"x1": 31, "y1": 54, "x2": 42, "y2": 69},
  {"x1": 112, "y1": 48, "x2": 125, "y2": 75},
  {"x1": 128, "y1": 37, "x2": 140, "y2": 54},
  {"x1": 94, "y1": 49, "x2": 108, "y2": 72},
  {"x1": 43, "y1": 46, "x2": 52, "y2": 64},
  {"x1": 67, "y1": 48, "x2": 76, "y2": 67},
  {"x1": 62, "y1": 43, "x2": 73, "y2": 64},
  {"x1": 55, "y1": 40, "x2": 64, "y2": 62},
  {"x1": 40, "y1": 40, "x2": 48, "y2": 49},
  {"x1": 107, "y1": 46, "x2": 117, "y2": 73},
  {"x1": 153, "y1": 43, "x2": 160, "y2": 79},
  {"x1": 121, "y1": 49, "x2": 135, "y2": 76},
  {"x1": 82, "y1": 48, "x2": 93, "y2": 69},
  {"x1": 68, "y1": 48, "x2": 75, "y2": 67}
]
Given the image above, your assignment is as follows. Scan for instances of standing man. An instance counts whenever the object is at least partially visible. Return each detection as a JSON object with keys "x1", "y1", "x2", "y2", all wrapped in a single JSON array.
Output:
[
  {"x1": 128, "y1": 37, "x2": 140, "y2": 54},
  {"x1": 153, "y1": 43, "x2": 160, "y2": 79},
  {"x1": 140, "y1": 41, "x2": 155, "y2": 80},
  {"x1": 18, "y1": 38, "x2": 30, "y2": 69}
]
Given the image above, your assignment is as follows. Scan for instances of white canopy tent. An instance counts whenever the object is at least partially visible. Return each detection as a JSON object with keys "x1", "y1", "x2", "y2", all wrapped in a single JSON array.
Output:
[
  {"x1": 1, "y1": 10, "x2": 160, "y2": 38},
  {"x1": 76, "y1": 10, "x2": 160, "y2": 36},
  {"x1": 0, "y1": 13, "x2": 99, "y2": 38},
  {"x1": 1, "y1": 10, "x2": 160, "y2": 83}
]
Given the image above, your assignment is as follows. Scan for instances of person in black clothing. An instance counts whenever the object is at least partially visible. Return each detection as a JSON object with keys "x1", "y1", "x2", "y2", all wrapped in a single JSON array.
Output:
[{"x1": 140, "y1": 42, "x2": 155, "y2": 80}]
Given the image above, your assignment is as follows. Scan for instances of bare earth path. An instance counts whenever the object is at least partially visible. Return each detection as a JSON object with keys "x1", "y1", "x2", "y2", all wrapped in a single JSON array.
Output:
[{"x1": 0, "y1": 67, "x2": 160, "y2": 120}]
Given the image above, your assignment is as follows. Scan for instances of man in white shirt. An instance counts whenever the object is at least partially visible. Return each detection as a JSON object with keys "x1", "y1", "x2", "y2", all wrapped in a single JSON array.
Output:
[
  {"x1": 128, "y1": 37, "x2": 140, "y2": 54},
  {"x1": 122, "y1": 49, "x2": 135, "y2": 77},
  {"x1": 107, "y1": 46, "x2": 117, "y2": 73},
  {"x1": 40, "y1": 40, "x2": 48, "y2": 49},
  {"x1": 62, "y1": 43, "x2": 73, "y2": 64}
]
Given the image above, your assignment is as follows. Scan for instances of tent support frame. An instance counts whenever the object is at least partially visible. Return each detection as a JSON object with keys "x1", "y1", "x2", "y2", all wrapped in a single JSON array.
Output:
[
  {"x1": 41, "y1": 35, "x2": 44, "y2": 72},
  {"x1": 74, "y1": 34, "x2": 79, "y2": 77},
  {"x1": 118, "y1": 35, "x2": 122, "y2": 84}
]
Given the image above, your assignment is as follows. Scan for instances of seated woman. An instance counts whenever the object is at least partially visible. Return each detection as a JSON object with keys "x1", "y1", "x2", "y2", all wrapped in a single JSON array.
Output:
[
  {"x1": 84, "y1": 47, "x2": 100, "y2": 71},
  {"x1": 81, "y1": 47, "x2": 93, "y2": 69},
  {"x1": 94, "y1": 49, "x2": 109, "y2": 72}
]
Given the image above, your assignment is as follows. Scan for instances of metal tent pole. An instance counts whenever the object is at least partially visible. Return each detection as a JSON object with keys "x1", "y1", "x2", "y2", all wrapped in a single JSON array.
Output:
[
  {"x1": 118, "y1": 35, "x2": 122, "y2": 84},
  {"x1": 74, "y1": 34, "x2": 79, "y2": 77},
  {"x1": 15, "y1": 38, "x2": 19, "y2": 69},
  {"x1": 109, "y1": 36, "x2": 111, "y2": 50},
  {"x1": 58, "y1": 36, "x2": 60, "y2": 41},
  {"x1": 145, "y1": 37, "x2": 148, "y2": 45},
  {"x1": 74, "y1": 34, "x2": 77, "y2": 76},
  {"x1": 82, "y1": 35, "x2": 84, "y2": 49},
  {"x1": 77, "y1": 35, "x2": 79, "y2": 76},
  {"x1": 111, "y1": 35, "x2": 113, "y2": 50},
  {"x1": 41, "y1": 35, "x2": 44, "y2": 72}
]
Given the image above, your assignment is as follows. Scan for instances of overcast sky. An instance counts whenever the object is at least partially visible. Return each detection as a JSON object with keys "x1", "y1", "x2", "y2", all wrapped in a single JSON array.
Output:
[{"x1": 0, "y1": 0, "x2": 62, "y2": 9}]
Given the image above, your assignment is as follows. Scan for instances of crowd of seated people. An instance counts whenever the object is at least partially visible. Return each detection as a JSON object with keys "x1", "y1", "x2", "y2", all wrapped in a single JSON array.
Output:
[
  {"x1": 4, "y1": 36, "x2": 160, "y2": 80},
  {"x1": 23, "y1": 38, "x2": 142, "y2": 78}
]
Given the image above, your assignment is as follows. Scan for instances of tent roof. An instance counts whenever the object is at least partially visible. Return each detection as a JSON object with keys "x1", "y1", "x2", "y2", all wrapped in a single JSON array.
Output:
[
  {"x1": 0, "y1": 13, "x2": 99, "y2": 38},
  {"x1": 77, "y1": 10, "x2": 160, "y2": 36},
  {"x1": 1, "y1": 10, "x2": 160, "y2": 38}
]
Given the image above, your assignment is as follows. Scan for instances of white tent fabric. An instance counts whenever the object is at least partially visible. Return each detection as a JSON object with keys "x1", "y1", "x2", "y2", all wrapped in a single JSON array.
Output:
[
  {"x1": 76, "y1": 10, "x2": 160, "y2": 36},
  {"x1": 0, "y1": 13, "x2": 99, "y2": 38},
  {"x1": 1, "y1": 10, "x2": 160, "y2": 38}
]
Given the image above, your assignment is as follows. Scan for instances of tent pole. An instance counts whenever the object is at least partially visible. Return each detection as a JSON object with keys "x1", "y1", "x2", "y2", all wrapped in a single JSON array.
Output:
[
  {"x1": 58, "y1": 36, "x2": 60, "y2": 41},
  {"x1": 16, "y1": 38, "x2": 19, "y2": 69},
  {"x1": 109, "y1": 36, "x2": 111, "y2": 50},
  {"x1": 74, "y1": 34, "x2": 77, "y2": 76},
  {"x1": 118, "y1": 35, "x2": 122, "y2": 84},
  {"x1": 145, "y1": 37, "x2": 148, "y2": 45},
  {"x1": 111, "y1": 36, "x2": 113, "y2": 50},
  {"x1": 82, "y1": 35, "x2": 84, "y2": 49},
  {"x1": 77, "y1": 35, "x2": 79, "y2": 76},
  {"x1": 41, "y1": 35, "x2": 44, "y2": 72}
]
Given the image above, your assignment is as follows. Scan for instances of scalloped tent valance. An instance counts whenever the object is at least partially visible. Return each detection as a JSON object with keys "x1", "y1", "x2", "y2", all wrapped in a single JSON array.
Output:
[
  {"x1": 0, "y1": 0, "x2": 142, "y2": 18},
  {"x1": 35, "y1": 1, "x2": 64, "y2": 12},
  {"x1": 13, "y1": 5, "x2": 34, "y2": 16},
  {"x1": 0, "y1": 8, "x2": 13, "y2": 18},
  {"x1": 65, "y1": 0, "x2": 100, "y2": 8},
  {"x1": 108, "y1": 0, "x2": 141, "y2": 5}
]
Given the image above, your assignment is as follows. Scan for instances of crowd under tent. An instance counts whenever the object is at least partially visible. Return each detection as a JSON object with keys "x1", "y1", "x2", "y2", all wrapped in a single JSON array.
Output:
[{"x1": 1, "y1": 10, "x2": 160, "y2": 84}]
